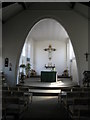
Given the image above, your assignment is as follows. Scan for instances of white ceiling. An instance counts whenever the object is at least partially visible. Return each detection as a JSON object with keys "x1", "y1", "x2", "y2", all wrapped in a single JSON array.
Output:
[{"x1": 29, "y1": 18, "x2": 69, "y2": 41}]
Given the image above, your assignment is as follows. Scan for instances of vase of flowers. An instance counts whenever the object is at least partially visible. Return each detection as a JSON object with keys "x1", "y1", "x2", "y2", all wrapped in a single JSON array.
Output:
[{"x1": 62, "y1": 69, "x2": 69, "y2": 76}]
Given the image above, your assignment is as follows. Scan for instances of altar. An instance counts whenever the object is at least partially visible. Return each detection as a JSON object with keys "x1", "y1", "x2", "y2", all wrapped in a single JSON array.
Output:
[{"x1": 41, "y1": 71, "x2": 57, "y2": 82}]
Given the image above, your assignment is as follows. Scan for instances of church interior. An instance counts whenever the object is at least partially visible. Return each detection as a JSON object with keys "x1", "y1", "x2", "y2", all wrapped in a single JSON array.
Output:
[{"x1": 0, "y1": 2, "x2": 90, "y2": 120}]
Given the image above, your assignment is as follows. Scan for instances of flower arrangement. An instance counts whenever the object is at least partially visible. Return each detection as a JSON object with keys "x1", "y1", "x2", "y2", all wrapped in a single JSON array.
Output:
[
  {"x1": 62, "y1": 69, "x2": 69, "y2": 76},
  {"x1": 30, "y1": 69, "x2": 36, "y2": 76}
]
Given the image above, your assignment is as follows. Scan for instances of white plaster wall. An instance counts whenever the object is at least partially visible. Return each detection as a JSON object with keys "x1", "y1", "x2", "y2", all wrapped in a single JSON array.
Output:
[
  {"x1": 0, "y1": 18, "x2": 2, "y2": 118},
  {"x1": 34, "y1": 40, "x2": 66, "y2": 75},
  {"x1": 0, "y1": 21, "x2": 2, "y2": 72},
  {"x1": 71, "y1": 58, "x2": 79, "y2": 85},
  {"x1": 89, "y1": 20, "x2": 90, "y2": 70},
  {"x1": 2, "y1": 5, "x2": 88, "y2": 86},
  {"x1": 29, "y1": 38, "x2": 35, "y2": 69},
  {"x1": 66, "y1": 39, "x2": 79, "y2": 84},
  {"x1": 21, "y1": 36, "x2": 79, "y2": 85}
]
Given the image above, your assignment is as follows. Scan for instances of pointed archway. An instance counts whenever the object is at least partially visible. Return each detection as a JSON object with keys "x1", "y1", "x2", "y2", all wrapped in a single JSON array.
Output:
[{"x1": 17, "y1": 18, "x2": 79, "y2": 85}]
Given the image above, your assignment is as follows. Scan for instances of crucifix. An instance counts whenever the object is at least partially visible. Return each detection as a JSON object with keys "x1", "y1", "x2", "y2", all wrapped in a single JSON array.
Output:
[
  {"x1": 44, "y1": 44, "x2": 56, "y2": 60},
  {"x1": 84, "y1": 52, "x2": 90, "y2": 61}
]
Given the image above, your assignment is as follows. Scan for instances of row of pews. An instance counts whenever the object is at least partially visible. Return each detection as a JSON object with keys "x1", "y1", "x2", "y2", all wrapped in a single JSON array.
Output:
[
  {"x1": 2, "y1": 86, "x2": 32, "y2": 120},
  {"x1": 59, "y1": 87, "x2": 90, "y2": 120},
  {"x1": 2, "y1": 85, "x2": 90, "y2": 120}
]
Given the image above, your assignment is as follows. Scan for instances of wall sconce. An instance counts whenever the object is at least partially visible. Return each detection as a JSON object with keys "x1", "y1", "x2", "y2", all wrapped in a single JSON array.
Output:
[{"x1": 5, "y1": 58, "x2": 9, "y2": 67}]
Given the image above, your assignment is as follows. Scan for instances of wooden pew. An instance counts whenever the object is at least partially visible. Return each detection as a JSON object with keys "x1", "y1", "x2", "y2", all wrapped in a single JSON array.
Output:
[
  {"x1": 3, "y1": 97, "x2": 26, "y2": 120},
  {"x1": 68, "y1": 98, "x2": 90, "y2": 120}
]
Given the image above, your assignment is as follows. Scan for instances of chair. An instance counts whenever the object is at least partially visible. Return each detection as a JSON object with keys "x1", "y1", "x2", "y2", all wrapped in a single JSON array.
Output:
[
  {"x1": 83, "y1": 87, "x2": 90, "y2": 91},
  {"x1": 59, "y1": 87, "x2": 72, "y2": 102},
  {"x1": 9, "y1": 87, "x2": 19, "y2": 91},
  {"x1": 19, "y1": 87, "x2": 31, "y2": 103},
  {"x1": 79, "y1": 109, "x2": 90, "y2": 119},
  {"x1": 4, "y1": 97, "x2": 26, "y2": 119},
  {"x1": 72, "y1": 87, "x2": 83, "y2": 92},
  {"x1": 12, "y1": 91, "x2": 29, "y2": 109},
  {"x1": 62, "y1": 92, "x2": 80, "y2": 110},
  {"x1": 2, "y1": 90, "x2": 12, "y2": 97},
  {"x1": 2, "y1": 86, "x2": 9, "y2": 91}
]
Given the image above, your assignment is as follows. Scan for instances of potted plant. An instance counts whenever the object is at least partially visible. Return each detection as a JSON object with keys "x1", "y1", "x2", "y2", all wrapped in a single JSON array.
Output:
[{"x1": 25, "y1": 63, "x2": 31, "y2": 78}]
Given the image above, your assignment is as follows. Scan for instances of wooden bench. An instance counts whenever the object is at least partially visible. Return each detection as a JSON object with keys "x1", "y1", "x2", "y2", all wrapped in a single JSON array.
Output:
[{"x1": 29, "y1": 89, "x2": 61, "y2": 102}]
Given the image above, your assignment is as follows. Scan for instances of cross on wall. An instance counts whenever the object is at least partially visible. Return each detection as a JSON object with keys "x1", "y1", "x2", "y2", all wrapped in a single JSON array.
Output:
[
  {"x1": 44, "y1": 44, "x2": 56, "y2": 60},
  {"x1": 84, "y1": 52, "x2": 90, "y2": 61}
]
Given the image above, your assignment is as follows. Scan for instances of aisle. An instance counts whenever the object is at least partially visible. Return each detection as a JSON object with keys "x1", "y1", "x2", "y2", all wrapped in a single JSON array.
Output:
[{"x1": 21, "y1": 96, "x2": 68, "y2": 120}]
